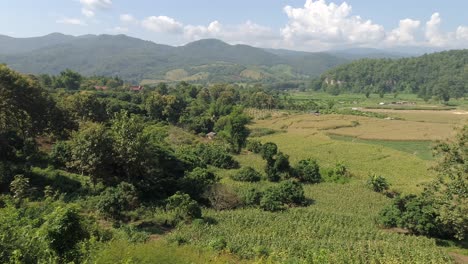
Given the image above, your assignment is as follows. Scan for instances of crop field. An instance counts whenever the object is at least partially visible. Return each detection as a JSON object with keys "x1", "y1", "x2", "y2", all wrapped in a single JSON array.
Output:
[
  {"x1": 170, "y1": 105, "x2": 467, "y2": 263},
  {"x1": 171, "y1": 182, "x2": 453, "y2": 263}
]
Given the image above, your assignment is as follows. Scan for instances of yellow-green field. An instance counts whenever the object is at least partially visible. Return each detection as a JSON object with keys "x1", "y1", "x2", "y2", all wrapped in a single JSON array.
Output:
[{"x1": 170, "y1": 107, "x2": 466, "y2": 263}]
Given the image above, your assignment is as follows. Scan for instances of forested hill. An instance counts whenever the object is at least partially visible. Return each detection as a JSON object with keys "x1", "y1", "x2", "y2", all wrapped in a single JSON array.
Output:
[
  {"x1": 317, "y1": 50, "x2": 468, "y2": 100},
  {"x1": 0, "y1": 34, "x2": 347, "y2": 83}
]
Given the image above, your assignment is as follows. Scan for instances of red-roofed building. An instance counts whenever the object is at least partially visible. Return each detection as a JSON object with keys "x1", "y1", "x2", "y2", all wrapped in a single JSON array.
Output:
[
  {"x1": 94, "y1": 85, "x2": 109, "y2": 91},
  {"x1": 129, "y1": 85, "x2": 143, "y2": 92}
]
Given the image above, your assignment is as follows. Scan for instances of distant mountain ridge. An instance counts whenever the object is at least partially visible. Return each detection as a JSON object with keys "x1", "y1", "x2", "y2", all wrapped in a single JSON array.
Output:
[{"x1": 0, "y1": 33, "x2": 414, "y2": 83}]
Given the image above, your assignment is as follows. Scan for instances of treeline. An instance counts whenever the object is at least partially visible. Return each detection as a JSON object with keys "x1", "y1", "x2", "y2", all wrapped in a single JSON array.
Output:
[{"x1": 313, "y1": 50, "x2": 468, "y2": 101}]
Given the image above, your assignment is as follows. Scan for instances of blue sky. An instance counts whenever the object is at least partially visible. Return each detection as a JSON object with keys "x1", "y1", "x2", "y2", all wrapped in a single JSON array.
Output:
[{"x1": 0, "y1": 0, "x2": 467, "y2": 51}]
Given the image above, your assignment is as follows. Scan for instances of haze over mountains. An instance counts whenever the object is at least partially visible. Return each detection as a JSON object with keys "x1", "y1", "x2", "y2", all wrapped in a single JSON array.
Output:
[{"x1": 0, "y1": 33, "x2": 431, "y2": 83}]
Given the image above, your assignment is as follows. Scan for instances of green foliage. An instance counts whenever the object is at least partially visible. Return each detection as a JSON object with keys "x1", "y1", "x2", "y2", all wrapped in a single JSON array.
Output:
[
  {"x1": 182, "y1": 167, "x2": 218, "y2": 201},
  {"x1": 41, "y1": 205, "x2": 88, "y2": 259},
  {"x1": 9, "y1": 174, "x2": 31, "y2": 201},
  {"x1": 67, "y1": 122, "x2": 113, "y2": 185},
  {"x1": 260, "y1": 181, "x2": 306, "y2": 211},
  {"x1": 324, "y1": 162, "x2": 351, "y2": 183},
  {"x1": 246, "y1": 139, "x2": 262, "y2": 153},
  {"x1": 166, "y1": 192, "x2": 202, "y2": 223},
  {"x1": 97, "y1": 182, "x2": 139, "y2": 221},
  {"x1": 240, "y1": 188, "x2": 262, "y2": 207},
  {"x1": 320, "y1": 50, "x2": 468, "y2": 100},
  {"x1": 215, "y1": 107, "x2": 250, "y2": 153},
  {"x1": 367, "y1": 174, "x2": 390, "y2": 193},
  {"x1": 231, "y1": 167, "x2": 262, "y2": 182},
  {"x1": 259, "y1": 188, "x2": 283, "y2": 212},
  {"x1": 59, "y1": 69, "x2": 82, "y2": 90},
  {"x1": 260, "y1": 142, "x2": 278, "y2": 162},
  {"x1": 49, "y1": 141, "x2": 71, "y2": 168},
  {"x1": 182, "y1": 143, "x2": 239, "y2": 169},
  {"x1": 294, "y1": 159, "x2": 321, "y2": 183}
]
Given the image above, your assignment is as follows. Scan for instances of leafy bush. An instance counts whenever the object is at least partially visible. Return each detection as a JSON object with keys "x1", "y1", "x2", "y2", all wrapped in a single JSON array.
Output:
[
  {"x1": 325, "y1": 162, "x2": 351, "y2": 183},
  {"x1": 182, "y1": 167, "x2": 218, "y2": 201},
  {"x1": 96, "y1": 182, "x2": 139, "y2": 221},
  {"x1": 246, "y1": 139, "x2": 262, "y2": 153},
  {"x1": 260, "y1": 181, "x2": 306, "y2": 211},
  {"x1": 277, "y1": 180, "x2": 306, "y2": 205},
  {"x1": 241, "y1": 188, "x2": 262, "y2": 207},
  {"x1": 231, "y1": 167, "x2": 262, "y2": 182},
  {"x1": 165, "y1": 192, "x2": 202, "y2": 223},
  {"x1": 49, "y1": 141, "x2": 71, "y2": 168},
  {"x1": 9, "y1": 174, "x2": 31, "y2": 201},
  {"x1": 294, "y1": 159, "x2": 321, "y2": 183},
  {"x1": 367, "y1": 174, "x2": 390, "y2": 193},
  {"x1": 41, "y1": 206, "x2": 89, "y2": 260},
  {"x1": 378, "y1": 195, "x2": 450, "y2": 238},
  {"x1": 260, "y1": 188, "x2": 283, "y2": 212},
  {"x1": 184, "y1": 144, "x2": 239, "y2": 169}
]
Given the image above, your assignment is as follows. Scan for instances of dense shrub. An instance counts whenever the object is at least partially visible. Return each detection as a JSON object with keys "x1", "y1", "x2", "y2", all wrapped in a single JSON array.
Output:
[
  {"x1": 241, "y1": 188, "x2": 262, "y2": 207},
  {"x1": 41, "y1": 206, "x2": 89, "y2": 260},
  {"x1": 378, "y1": 195, "x2": 451, "y2": 238},
  {"x1": 231, "y1": 167, "x2": 262, "y2": 182},
  {"x1": 246, "y1": 139, "x2": 262, "y2": 153},
  {"x1": 294, "y1": 159, "x2": 321, "y2": 183},
  {"x1": 260, "y1": 188, "x2": 283, "y2": 212},
  {"x1": 277, "y1": 180, "x2": 306, "y2": 205},
  {"x1": 49, "y1": 141, "x2": 71, "y2": 168},
  {"x1": 165, "y1": 192, "x2": 202, "y2": 223},
  {"x1": 189, "y1": 144, "x2": 239, "y2": 169},
  {"x1": 367, "y1": 174, "x2": 390, "y2": 193},
  {"x1": 182, "y1": 167, "x2": 218, "y2": 201},
  {"x1": 96, "y1": 182, "x2": 139, "y2": 221},
  {"x1": 260, "y1": 181, "x2": 306, "y2": 211}
]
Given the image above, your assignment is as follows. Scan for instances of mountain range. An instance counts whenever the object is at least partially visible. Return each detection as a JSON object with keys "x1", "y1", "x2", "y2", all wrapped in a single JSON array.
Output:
[{"x1": 0, "y1": 33, "x2": 414, "y2": 83}]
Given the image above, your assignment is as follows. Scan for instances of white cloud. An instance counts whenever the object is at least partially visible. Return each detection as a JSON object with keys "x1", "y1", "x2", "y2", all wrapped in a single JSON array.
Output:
[
  {"x1": 184, "y1": 21, "x2": 222, "y2": 40},
  {"x1": 142, "y1": 16, "x2": 184, "y2": 34},
  {"x1": 79, "y1": 0, "x2": 112, "y2": 10},
  {"x1": 120, "y1": 14, "x2": 136, "y2": 24},
  {"x1": 183, "y1": 20, "x2": 278, "y2": 46},
  {"x1": 81, "y1": 8, "x2": 95, "y2": 18},
  {"x1": 386, "y1": 19, "x2": 421, "y2": 45},
  {"x1": 137, "y1": 1, "x2": 468, "y2": 51},
  {"x1": 281, "y1": 0, "x2": 385, "y2": 46},
  {"x1": 56, "y1": 18, "x2": 87, "y2": 26},
  {"x1": 456, "y1": 26, "x2": 468, "y2": 41},
  {"x1": 425, "y1": 13, "x2": 447, "y2": 46},
  {"x1": 79, "y1": 0, "x2": 112, "y2": 18}
]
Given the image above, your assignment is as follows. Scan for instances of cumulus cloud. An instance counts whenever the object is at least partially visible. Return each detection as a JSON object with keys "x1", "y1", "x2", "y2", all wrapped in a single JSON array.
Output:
[
  {"x1": 142, "y1": 16, "x2": 184, "y2": 34},
  {"x1": 456, "y1": 26, "x2": 468, "y2": 41},
  {"x1": 281, "y1": 0, "x2": 385, "y2": 46},
  {"x1": 120, "y1": 14, "x2": 136, "y2": 24},
  {"x1": 137, "y1": 0, "x2": 467, "y2": 51},
  {"x1": 183, "y1": 20, "x2": 277, "y2": 45},
  {"x1": 386, "y1": 19, "x2": 421, "y2": 45},
  {"x1": 425, "y1": 13, "x2": 447, "y2": 46},
  {"x1": 79, "y1": 0, "x2": 112, "y2": 17},
  {"x1": 56, "y1": 18, "x2": 87, "y2": 26}
]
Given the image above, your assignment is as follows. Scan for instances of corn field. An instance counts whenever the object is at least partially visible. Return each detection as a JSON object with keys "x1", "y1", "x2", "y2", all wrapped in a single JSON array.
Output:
[{"x1": 169, "y1": 183, "x2": 453, "y2": 263}]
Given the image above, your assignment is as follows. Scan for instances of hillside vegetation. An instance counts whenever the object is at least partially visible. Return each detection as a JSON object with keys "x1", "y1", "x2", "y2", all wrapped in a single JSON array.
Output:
[
  {"x1": 317, "y1": 50, "x2": 468, "y2": 101},
  {"x1": 0, "y1": 34, "x2": 348, "y2": 83}
]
